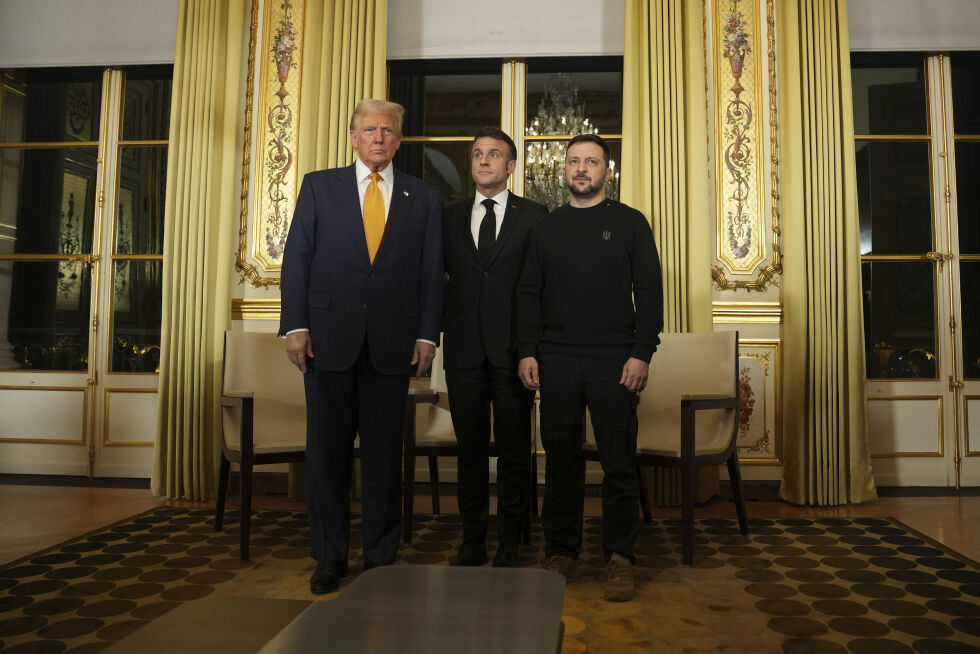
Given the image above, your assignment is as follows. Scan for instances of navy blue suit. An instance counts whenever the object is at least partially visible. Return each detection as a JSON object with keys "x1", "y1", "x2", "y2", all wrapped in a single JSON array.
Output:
[{"x1": 280, "y1": 163, "x2": 443, "y2": 566}]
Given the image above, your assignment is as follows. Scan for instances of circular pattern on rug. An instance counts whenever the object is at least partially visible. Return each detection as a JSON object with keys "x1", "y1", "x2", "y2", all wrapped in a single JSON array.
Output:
[
  {"x1": 869, "y1": 599, "x2": 929, "y2": 617},
  {"x1": 767, "y1": 616, "x2": 828, "y2": 637},
  {"x1": 756, "y1": 599, "x2": 812, "y2": 616},
  {"x1": 75, "y1": 600, "x2": 136, "y2": 618},
  {"x1": 786, "y1": 569, "x2": 835, "y2": 583},
  {"x1": 21, "y1": 598, "x2": 84, "y2": 617},
  {"x1": 926, "y1": 599, "x2": 980, "y2": 617},
  {"x1": 827, "y1": 616, "x2": 890, "y2": 637},
  {"x1": 36, "y1": 618, "x2": 104, "y2": 640},
  {"x1": 890, "y1": 617, "x2": 956, "y2": 638},
  {"x1": 846, "y1": 637, "x2": 916, "y2": 653},
  {"x1": 811, "y1": 599, "x2": 868, "y2": 617},
  {"x1": 108, "y1": 583, "x2": 163, "y2": 600}
]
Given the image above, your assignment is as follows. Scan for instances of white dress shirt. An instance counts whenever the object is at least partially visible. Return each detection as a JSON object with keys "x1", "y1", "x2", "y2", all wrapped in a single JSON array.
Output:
[
  {"x1": 355, "y1": 158, "x2": 395, "y2": 220},
  {"x1": 470, "y1": 189, "x2": 510, "y2": 247}
]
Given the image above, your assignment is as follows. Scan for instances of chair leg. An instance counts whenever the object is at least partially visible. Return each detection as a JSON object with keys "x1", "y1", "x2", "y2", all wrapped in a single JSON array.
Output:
[
  {"x1": 681, "y1": 462, "x2": 695, "y2": 567},
  {"x1": 530, "y1": 449, "x2": 539, "y2": 519},
  {"x1": 239, "y1": 460, "x2": 253, "y2": 561},
  {"x1": 428, "y1": 455, "x2": 440, "y2": 514},
  {"x1": 215, "y1": 456, "x2": 230, "y2": 531},
  {"x1": 727, "y1": 453, "x2": 749, "y2": 535},
  {"x1": 637, "y1": 464, "x2": 652, "y2": 523}
]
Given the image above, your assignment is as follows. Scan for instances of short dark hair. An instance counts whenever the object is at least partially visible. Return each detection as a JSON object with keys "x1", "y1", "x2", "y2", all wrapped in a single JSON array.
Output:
[
  {"x1": 566, "y1": 133, "x2": 610, "y2": 166},
  {"x1": 472, "y1": 126, "x2": 517, "y2": 162}
]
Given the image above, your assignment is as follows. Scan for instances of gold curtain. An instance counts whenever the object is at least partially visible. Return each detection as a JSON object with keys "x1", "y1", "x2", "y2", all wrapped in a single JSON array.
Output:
[
  {"x1": 621, "y1": 0, "x2": 712, "y2": 334},
  {"x1": 296, "y1": 0, "x2": 388, "y2": 174},
  {"x1": 778, "y1": 0, "x2": 876, "y2": 505},
  {"x1": 152, "y1": 0, "x2": 244, "y2": 499}
]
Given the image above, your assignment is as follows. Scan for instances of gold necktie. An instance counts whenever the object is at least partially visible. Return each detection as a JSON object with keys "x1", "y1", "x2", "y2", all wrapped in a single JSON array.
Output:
[{"x1": 363, "y1": 172, "x2": 385, "y2": 263}]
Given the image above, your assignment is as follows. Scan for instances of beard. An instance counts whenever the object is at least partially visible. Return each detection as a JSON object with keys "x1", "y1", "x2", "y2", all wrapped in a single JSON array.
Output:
[{"x1": 567, "y1": 176, "x2": 605, "y2": 198}]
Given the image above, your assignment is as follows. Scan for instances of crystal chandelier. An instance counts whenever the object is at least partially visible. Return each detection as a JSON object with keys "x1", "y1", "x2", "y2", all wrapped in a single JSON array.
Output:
[{"x1": 524, "y1": 74, "x2": 619, "y2": 211}]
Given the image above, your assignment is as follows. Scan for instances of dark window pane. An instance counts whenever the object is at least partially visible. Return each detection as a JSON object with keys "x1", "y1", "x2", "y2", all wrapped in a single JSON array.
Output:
[
  {"x1": 389, "y1": 62, "x2": 501, "y2": 138},
  {"x1": 855, "y1": 140, "x2": 932, "y2": 255},
  {"x1": 851, "y1": 54, "x2": 927, "y2": 135},
  {"x1": 0, "y1": 68, "x2": 103, "y2": 142},
  {"x1": 0, "y1": 260, "x2": 90, "y2": 371},
  {"x1": 116, "y1": 147, "x2": 167, "y2": 254},
  {"x1": 951, "y1": 53, "x2": 980, "y2": 135},
  {"x1": 112, "y1": 260, "x2": 161, "y2": 372},
  {"x1": 862, "y1": 261, "x2": 937, "y2": 379},
  {"x1": 393, "y1": 142, "x2": 474, "y2": 206},
  {"x1": 0, "y1": 148, "x2": 98, "y2": 255},
  {"x1": 524, "y1": 139, "x2": 621, "y2": 211},
  {"x1": 122, "y1": 66, "x2": 173, "y2": 141},
  {"x1": 962, "y1": 261, "x2": 980, "y2": 379},
  {"x1": 955, "y1": 141, "x2": 980, "y2": 254}
]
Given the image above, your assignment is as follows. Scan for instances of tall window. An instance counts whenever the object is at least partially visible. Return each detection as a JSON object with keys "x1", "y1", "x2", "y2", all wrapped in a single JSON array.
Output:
[
  {"x1": 853, "y1": 52, "x2": 979, "y2": 381},
  {"x1": 0, "y1": 66, "x2": 171, "y2": 373},
  {"x1": 389, "y1": 57, "x2": 623, "y2": 210}
]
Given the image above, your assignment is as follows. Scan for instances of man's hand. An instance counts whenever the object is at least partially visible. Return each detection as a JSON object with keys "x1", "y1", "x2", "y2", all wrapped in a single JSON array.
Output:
[
  {"x1": 620, "y1": 357, "x2": 649, "y2": 392},
  {"x1": 518, "y1": 357, "x2": 540, "y2": 391},
  {"x1": 411, "y1": 341, "x2": 436, "y2": 377},
  {"x1": 285, "y1": 331, "x2": 314, "y2": 373}
]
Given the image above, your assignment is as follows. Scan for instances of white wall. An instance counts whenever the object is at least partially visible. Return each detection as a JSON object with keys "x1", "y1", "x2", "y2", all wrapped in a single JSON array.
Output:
[
  {"x1": 0, "y1": 0, "x2": 179, "y2": 67},
  {"x1": 387, "y1": 0, "x2": 624, "y2": 59},
  {"x1": 849, "y1": 0, "x2": 980, "y2": 52}
]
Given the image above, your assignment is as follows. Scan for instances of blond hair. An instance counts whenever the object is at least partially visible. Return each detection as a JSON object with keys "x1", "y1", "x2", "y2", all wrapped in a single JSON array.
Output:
[{"x1": 349, "y1": 99, "x2": 405, "y2": 136}]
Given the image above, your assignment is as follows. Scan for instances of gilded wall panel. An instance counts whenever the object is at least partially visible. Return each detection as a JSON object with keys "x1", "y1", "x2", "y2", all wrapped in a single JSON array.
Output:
[
  {"x1": 708, "y1": 0, "x2": 782, "y2": 292},
  {"x1": 737, "y1": 338, "x2": 781, "y2": 463},
  {"x1": 237, "y1": 0, "x2": 306, "y2": 288}
]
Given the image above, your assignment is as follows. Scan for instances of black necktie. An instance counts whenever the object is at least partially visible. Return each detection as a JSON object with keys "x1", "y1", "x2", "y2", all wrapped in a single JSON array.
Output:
[{"x1": 478, "y1": 198, "x2": 496, "y2": 266}]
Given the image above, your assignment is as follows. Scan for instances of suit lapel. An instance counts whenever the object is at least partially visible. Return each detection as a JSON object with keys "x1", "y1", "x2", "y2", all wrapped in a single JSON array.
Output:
[
  {"x1": 458, "y1": 198, "x2": 480, "y2": 262},
  {"x1": 486, "y1": 191, "x2": 520, "y2": 267},
  {"x1": 333, "y1": 164, "x2": 371, "y2": 263},
  {"x1": 373, "y1": 170, "x2": 413, "y2": 265}
]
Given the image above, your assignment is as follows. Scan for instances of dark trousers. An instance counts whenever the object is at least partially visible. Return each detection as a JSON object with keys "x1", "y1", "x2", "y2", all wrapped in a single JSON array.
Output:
[
  {"x1": 538, "y1": 353, "x2": 639, "y2": 560},
  {"x1": 446, "y1": 361, "x2": 533, "y2": 549},
  {"x1": 303, "y1": 341, "x2": 409, "y2": 566}
]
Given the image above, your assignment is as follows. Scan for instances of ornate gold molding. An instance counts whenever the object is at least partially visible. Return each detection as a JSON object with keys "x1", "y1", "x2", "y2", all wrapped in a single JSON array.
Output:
[
  {"x1": 711, "y1": 0, "x2": 782, "y2": 292},
  {"x1": 231, "y1": 298, "x2": 281, "y2": 321},
  {"x1": 235, "y1": 0, "x2": 275, "y2": 288},
  {"x1": 712, "y1": 301, "x2": 781, "y2": 323}
]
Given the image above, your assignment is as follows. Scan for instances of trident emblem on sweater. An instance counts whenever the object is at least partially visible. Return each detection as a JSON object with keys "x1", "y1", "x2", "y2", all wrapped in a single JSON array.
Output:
[{"x1": 602, "y1": 230, "x2": 611, "y2": 240}]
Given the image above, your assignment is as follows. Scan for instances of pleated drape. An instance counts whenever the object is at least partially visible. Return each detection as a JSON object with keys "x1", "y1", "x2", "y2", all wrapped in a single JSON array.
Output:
[
  {"x1": 152, "y1": 0, "x2": 244, "y2": 499},
  {"x1": 777, "y1": 0, "x2": 876, "y2": 505},
  {"x1": 296, "y1": 0, "x2": 387, "y2": 174},
  {"x1": 621, "y1": 0, "x2": 712, "y2": 334}
]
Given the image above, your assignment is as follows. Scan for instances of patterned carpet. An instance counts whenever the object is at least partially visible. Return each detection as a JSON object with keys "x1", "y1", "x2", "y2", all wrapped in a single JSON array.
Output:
[{"x1": 1, "y1": 507, "x2": 979, "y2": 653}]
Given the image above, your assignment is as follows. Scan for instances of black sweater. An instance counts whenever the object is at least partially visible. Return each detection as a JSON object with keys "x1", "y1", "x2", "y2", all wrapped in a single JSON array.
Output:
[{"x1": 516, "y1": 199, "x2": 664, "y2": 362}]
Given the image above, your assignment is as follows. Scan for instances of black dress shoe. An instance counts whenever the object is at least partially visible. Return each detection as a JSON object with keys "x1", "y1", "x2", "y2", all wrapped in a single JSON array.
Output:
[
  {"x1": 309, "y1": 560, "x2": 348, "y2": 595},
  {"x1": 492, "y1": 545, "x2": 519, "y2": 568},
  {"x1": 451, "y1": 545, "x2": 488, "y2": 567}
]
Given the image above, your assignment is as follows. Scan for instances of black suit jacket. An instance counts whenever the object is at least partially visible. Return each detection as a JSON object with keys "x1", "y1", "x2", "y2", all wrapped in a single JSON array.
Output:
[
  {"x1": 279, "y1": 164, "x2": 444, "y2": 375},
  {"x1": 443, "y1": 192, "x2": 547, "y2": 369}
]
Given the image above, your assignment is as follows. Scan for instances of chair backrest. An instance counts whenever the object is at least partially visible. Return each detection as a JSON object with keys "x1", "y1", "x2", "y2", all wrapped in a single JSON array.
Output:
[
  {"x1": 583, "y1": 331, "x2": 738, "y2": 457},
  {"x1": 645, "y1": 331, "x2": 737, "y2": 411},
  {"x1": 222, "y1": 330, "x2": 307, "y2": 453}
]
